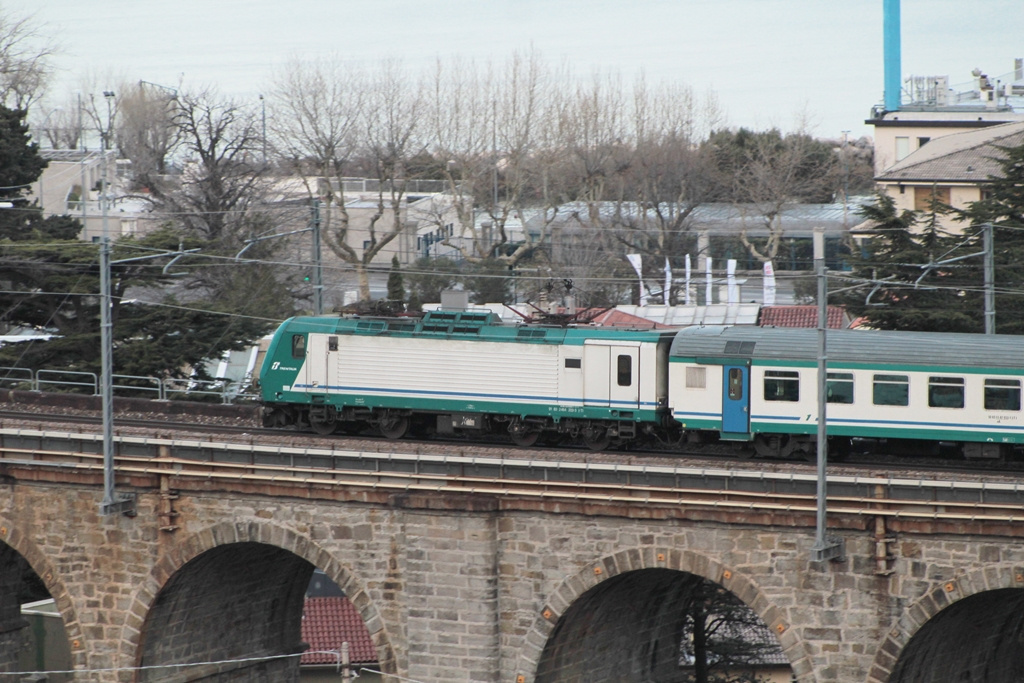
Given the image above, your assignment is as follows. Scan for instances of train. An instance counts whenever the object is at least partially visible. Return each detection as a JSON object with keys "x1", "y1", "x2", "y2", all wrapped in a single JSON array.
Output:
[{"x1": 257, "y1": 309, "x2": 1024, "y2": 460}]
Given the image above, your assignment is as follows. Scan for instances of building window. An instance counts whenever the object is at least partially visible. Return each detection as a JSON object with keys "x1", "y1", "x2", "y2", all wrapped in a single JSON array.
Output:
[
  {"x1": 826, "y1": 372, "x2": 854, "y2": 404},
  {"x1": 764, "y1": 370, "x2": 799, "y2": 402},
  {"x1": 873, "y1": 374, "x2": 908, "y2": 406},
  {"x1": 985, "y1": 379, "x2": 1021, "y2": 411},
  {"x1": 914, "y1": 185, "x2": 951, "y2": 211},
  {"x1": 928, "y1": 376, "x2": 964, "y2": 408},
  {"x1": 917, "y1": 136, "x2": 930, "y2": 148},
  {"x1": 895, "y1": 136, "x2": 910, "y2": 161}
]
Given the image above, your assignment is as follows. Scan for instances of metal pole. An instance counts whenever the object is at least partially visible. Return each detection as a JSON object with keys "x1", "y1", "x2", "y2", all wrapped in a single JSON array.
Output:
[
  {"x1": 99, "y1": 146, "x2": 116, "y2": 513},
  {"x1": 79, "y1": 94, "x2": 87, "y2": 225},
  {"x1": 312, "y1": 199, "x2": 323, "y2": 315},
  {"x1": 812, "y1": 228, "x2": 842, "y2": 563},
  {"x1": 98, "y1": 91, "x2": 133, "y2": 516},
  {"x1": 260, "y1": 94, "x2": 267, "y2": 165},
  {"x1": 984, "y1": 223, "x2": 995, "y2": 335}
]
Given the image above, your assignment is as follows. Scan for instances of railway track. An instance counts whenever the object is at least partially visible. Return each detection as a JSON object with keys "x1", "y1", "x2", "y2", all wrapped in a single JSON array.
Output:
[{"x1": 1, "y1": 420, "x2": 1023, "y2": 528}]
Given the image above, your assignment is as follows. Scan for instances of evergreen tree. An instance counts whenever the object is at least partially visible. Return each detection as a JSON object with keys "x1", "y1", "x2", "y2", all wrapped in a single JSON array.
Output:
[
  {"x1": 386, "y1": 255, "x2": 405, "y2": 303},
  {"x1": 0, "y1": 101, "x2": 283, "y2": 386},
  {"x1": 832, "y1": 193, "x2": 979, "y2": 332},
  {"x1": 957, "y1": 141, "x2": 1024, "y2": 334}
]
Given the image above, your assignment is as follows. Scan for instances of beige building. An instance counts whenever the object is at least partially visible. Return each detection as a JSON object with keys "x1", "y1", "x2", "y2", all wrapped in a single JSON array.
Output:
[
  {"x1": 867, "y1": 60, "x2": 1024, "y2": 175},
  {"x1": 873, "y1": 120, "x2": 1024, "y2": 230}
]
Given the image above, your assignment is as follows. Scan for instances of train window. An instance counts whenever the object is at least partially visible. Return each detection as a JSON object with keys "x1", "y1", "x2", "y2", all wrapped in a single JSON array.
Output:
[
  {"x1": 826, "y1": 372, "x2": 854, "y2": 404},
  {"x1": 764, "y1": 370, "x2": 799, "y2": 402},
  {"x1": 565, "y1": 358, "x2": 582, "y2": 369},
  {"x1": 328, "y1": 336, "x2": 338, "y2": 351},
  {"x1": 617, "y1": 355, "x2": 632, "y2": 386},
  {"x1": 928, "y1": 376, "x2": 964, "y2": 408},
  {"x1": 291, "y1": 334, "x2": 306, "y2": 358},
  {"x1": 873, "y1": 374, "x2": 908, "y2": 406},
  {"x1": 985, "y1": 379, "x2": 1021, "y2": 411},
  {"x1": 727, "y1": 368, "x2": 743, "y2": 400},
  {"x1": 687, "y1": 366, "x2": 707, "y2": 389}
]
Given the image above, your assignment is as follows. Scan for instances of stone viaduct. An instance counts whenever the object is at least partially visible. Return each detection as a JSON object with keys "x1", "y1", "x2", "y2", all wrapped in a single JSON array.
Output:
[{"x1": 1, "y1": 451, "x2": 1024, "y2": 681}]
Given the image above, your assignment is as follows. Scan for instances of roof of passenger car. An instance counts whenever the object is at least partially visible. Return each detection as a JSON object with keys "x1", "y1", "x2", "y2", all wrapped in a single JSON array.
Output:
[{"x1": 669, "y1": 325, "x2": 1024, "y2": 370}]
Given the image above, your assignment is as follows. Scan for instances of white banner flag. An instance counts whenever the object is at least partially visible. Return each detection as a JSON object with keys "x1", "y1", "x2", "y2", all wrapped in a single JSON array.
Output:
[
  {"x1": 727, "y1": 259, "x2": 738, "y2": 304},
  {"x1": 704, "y1": 256, "x2": 712, "y2": 306},
  {"x1": 763, "y1": 261, "x2": 777, "y2": 306},
  {"x1": 626, "y1": 254, "x2": 648, "y2": 306},
  {"x1": 684, "y1": 254, "x2": 692, "y2": 305},
  {"x1": 663, "y1": 257, "x2": 672, "y2": 305}
]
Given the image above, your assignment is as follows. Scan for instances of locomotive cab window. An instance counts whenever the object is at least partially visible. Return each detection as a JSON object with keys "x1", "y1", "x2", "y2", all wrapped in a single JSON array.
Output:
[
  {"x1": 826, "y1": 372, "x2": 854, "y2": 404},
  {"x1": 985, "y1": 378, "x2": 1021, "y2": 411},
  {"x1": 565, "y1": 358, "x2": 582, "y2": 369},
  {"x1": 291, "y1": 334, "x2": 306, "y2": 358},
  {"x1": 928, "y1": 376, "x2": 964, "y2": 408},
  {"x1": 328, "y1": 336, "x2": 338, "y2": 351},
  {"x1": 873, "y1": 374, "x2": 909, "y2": 406},
  {"x1": 764, "y1": 370, "x2": 799, "y2": 402},
  {"x1": 617, "y1": 355, "x2": 632, "y2": 386}
]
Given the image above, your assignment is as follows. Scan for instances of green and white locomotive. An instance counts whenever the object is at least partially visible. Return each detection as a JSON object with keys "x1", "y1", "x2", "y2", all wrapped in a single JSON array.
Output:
[{"x1": 259, "y1": 310, "x2": 677, "y2": 449}]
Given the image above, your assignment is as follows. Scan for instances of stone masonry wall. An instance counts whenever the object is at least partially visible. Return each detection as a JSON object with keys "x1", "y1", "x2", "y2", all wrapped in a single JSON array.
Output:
[{"x1": 0, "y1": 478, "x2": 1023, "y2": 682}]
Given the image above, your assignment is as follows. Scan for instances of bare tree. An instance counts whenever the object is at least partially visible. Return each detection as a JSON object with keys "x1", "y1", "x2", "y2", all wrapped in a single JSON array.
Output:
[
  {"x1": 115, "y1": 80, "x2": 181, "y2": 185},
  {"x1": 425, "y1": 51, "x2": 560, "y2": 267},
  {"x1": 0, "y1": 9, "x2": 55, "y2": 110},
  {"x1": 340, "y1": 60, "x2": 425, "y2": 300},
  {"x1": 150, "y1": 87, "x2": 268, "y2": 243},
  {"x1": 713, "y1": 118, "x2": 839, "y2": 263}
]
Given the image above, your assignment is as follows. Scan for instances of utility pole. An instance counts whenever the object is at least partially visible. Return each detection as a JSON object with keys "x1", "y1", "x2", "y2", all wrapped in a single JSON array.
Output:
[
  {"x1": 984, "y1": 223, "x2": 995, "y2": 334},
  {"x1": 98, "y1": 90, "x2": 134, "y2": 516},
  {"x1": 811, "y1": 228, "x2": 843, "y2": 563},
  {"x1": 312, "y1": 199, "x2": 323, "y2": 315}
]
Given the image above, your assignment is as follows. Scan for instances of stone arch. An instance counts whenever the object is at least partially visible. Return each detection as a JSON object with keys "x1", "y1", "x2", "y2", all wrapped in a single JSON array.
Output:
[
  {"x1": 0, "y1": 517, "x2": 86, "y2": 671},
  {"x1": 515, "y1": 545, "x2": 814, "y2": 683},
  {"x1": 117, "y1": 520, "x2": 397, "y2": 677},
  {"x1": 867, "y1": 566, "x2": 1024, "y2": 682}
]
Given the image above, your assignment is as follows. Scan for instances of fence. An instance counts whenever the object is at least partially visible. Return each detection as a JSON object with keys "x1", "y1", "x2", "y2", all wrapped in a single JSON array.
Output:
[{"x1": 0, "y1": 366, "x2": 260, "y2": 404}]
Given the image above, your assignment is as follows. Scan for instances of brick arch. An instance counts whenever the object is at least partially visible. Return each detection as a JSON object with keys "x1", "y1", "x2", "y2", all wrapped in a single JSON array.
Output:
[
  {"x1": 515, "y1": 546, "x2": 814, "y2": 683},
  {"x1": 866, "y1": 566, "x2": 1024, "y2": 683},
  {"x1": 0, "y1": 518, "x2": 87, "y2": 671},
  {"x1": 117, "y1": 520, "x2": 397, "y2": 677}
]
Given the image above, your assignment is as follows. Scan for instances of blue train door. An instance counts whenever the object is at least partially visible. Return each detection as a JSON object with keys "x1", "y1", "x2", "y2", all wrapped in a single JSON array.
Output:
[{"x1": 721, "y1": 364, "x2": 750, "y2": 435}]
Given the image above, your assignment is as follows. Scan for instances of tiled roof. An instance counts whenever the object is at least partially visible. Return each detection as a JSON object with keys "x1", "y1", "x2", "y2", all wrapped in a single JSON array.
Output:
[
  {"x1": 877, "y1": 121, "x2": 1024, "y2": 182},
  {"x1": 300, "y1": 597, "x2": 378, "y2": 666},
  {"x1": 759, "y1": 305, "x2": 849, "y2": 329},
  {"x1": 588, "y1": 308, "x2": 672, "y2": 328}
]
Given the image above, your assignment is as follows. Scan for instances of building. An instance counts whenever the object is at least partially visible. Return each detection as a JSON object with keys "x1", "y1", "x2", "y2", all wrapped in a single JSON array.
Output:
[
  {"x1": 874, "y1": 121, "x2": 1024, "y2": 225},
  {"x1": 867, "y1": 59, "x2": 1024, "y2": 175},
  {"x1": 300, "y1": 596, "x2": 381, "y2": 682}
]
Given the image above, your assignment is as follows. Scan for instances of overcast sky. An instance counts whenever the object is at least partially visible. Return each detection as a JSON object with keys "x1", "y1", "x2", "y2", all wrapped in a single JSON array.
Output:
[{"x1": 7, "y1": 0, "x2": 1022, "y2": 139}]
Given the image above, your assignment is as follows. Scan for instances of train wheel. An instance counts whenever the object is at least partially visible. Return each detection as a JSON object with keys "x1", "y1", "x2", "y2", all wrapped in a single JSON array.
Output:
[
  {"x1": 378, "y1": 412, "x2": 410, "y2": 440},
  {"x1": 582, "y1": 426, "x2": 611, "y2": 451},
  {"x1": 509, "y1": 420, "x2": 541, "y2": 447},
  {"x1": 309, "y1": 415, "x2": 337, "y2": 435}
]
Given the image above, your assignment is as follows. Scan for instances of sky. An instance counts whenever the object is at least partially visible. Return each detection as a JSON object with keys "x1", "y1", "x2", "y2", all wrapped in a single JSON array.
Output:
[{"x1": 5, "y1": 0, "x2": 1022, "y2": 140}]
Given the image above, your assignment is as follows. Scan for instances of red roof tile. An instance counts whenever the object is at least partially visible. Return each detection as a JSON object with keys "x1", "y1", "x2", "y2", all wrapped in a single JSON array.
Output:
[
  {"x1": 759, "y1": 305, "x2": 848, "y2": 329},
  {"x1": 300, "y1": 597, "x2": 378, "y2": 665}
]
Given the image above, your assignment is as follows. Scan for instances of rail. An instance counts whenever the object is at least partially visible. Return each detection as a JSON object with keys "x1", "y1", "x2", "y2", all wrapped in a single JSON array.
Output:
[
  {"x1": 1, "y1": 428, "x2": 1022, "y2": 525},
  {"x1": 0, "y1": 366, "x2": 258, "y2": 404}
]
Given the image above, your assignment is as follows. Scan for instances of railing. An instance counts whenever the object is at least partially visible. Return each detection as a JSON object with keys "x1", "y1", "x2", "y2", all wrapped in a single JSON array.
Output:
[{"x1": 0, "y1": 366, "x2": 259, "y2": 404}]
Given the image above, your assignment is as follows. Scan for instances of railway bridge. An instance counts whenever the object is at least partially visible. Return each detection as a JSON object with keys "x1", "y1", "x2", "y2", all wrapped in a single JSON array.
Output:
[{"x1": 0, "y1": 423, "x2": 1023, "y2": 682}]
